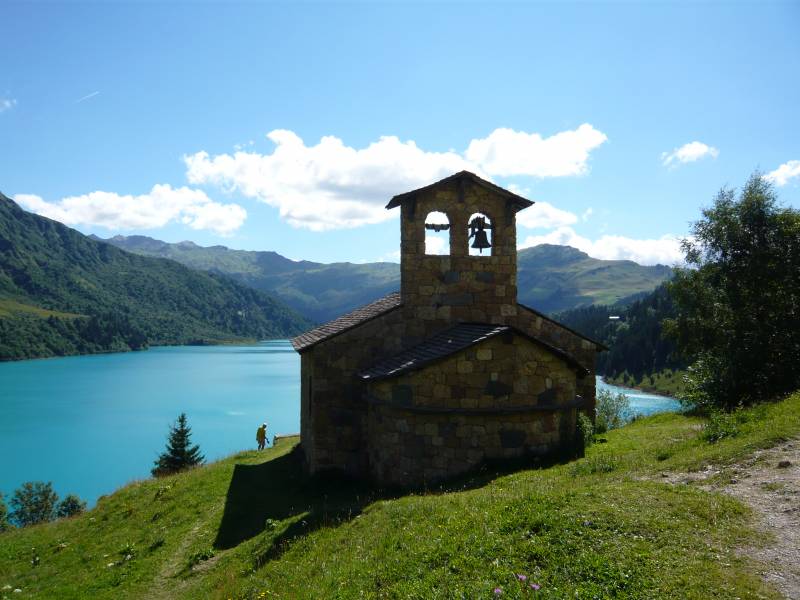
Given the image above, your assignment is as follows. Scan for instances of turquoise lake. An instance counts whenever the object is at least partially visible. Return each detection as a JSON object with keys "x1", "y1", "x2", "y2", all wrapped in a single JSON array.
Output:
[{"x1": 0, "y1": 342, "x2": 679, "y2": 505}]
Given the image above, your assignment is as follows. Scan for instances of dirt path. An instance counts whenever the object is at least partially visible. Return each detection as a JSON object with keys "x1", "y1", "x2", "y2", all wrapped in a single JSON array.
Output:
[{"x1": 662, "y1": 440, "x2": 800, "y2": 599}]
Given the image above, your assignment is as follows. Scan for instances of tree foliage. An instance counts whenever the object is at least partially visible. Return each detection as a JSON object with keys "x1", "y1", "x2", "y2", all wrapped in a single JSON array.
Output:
[
  {"x1": 557, "y1": 284, "x2": 686, "y2": 382},
  {"x1": 595, "y1": 389, "x2": 633, "y2": 434},
  {"x1": 0, "y1": 492, "x2": 10, "y2": 532},
  {"x1": 56, "y1": 494, "x2": 87, "y2": 519},
  {"x1": 665, "y1": 174, "x2": 800, "y2": 409},
  {"x1": 152, "y1": 413, "x2": 205, "y2": 477},
  {"x1": 10, "y1": 482, "x2": 59, "y2": 527}
]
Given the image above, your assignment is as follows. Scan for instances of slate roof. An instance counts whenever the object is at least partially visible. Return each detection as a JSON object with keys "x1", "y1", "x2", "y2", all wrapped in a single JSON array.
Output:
[
  {"x1": 385, "y1": 171, "x2": 534, "y2": 212},
  {"x1": 291, "y1": 292, "x2": 401, "y2": 352},
  {"x1": 358, "y1": 323, "x2": 588, "y2": 381},
  {"x1": 518, "y1": 303, "x2": 609, "y2": 351}
]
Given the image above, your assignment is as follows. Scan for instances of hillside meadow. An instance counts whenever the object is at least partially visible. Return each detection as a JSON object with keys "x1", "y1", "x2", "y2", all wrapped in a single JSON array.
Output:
[{"x1": 1, "y1": 391, "x2": 799, "y2": 599}]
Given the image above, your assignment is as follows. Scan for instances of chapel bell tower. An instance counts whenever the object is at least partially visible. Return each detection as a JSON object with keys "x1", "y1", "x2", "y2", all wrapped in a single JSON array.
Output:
[{"x1": 385, "y1": 171, "x2": 534, "y2": 332}]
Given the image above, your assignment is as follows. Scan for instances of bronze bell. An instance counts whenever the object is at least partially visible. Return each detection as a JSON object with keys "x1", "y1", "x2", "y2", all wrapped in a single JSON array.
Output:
[
  {"x1": 470, "y1": 230, "x2": 491, "y2": 252},
  {"x1": 468, "y1": 216, "x2": 492, "y2": 253}
]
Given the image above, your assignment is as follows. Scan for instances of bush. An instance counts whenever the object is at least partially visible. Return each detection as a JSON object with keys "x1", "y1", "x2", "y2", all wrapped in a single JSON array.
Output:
[
  {"x1": 56, "y1": 494, "x2": 87, "y2": 519},
  {"x1": 576, "y1": 413, "x2": 594, "y2": 453},
  {"x1": 595, "y1": 389, "x2": 632, "y2": 434},
  {"x1": 10, "y1": 482, "x2": 59, "y2": 527},
  {"x1": 701, "y1": 410, "x2": 741, "y2": 443}
]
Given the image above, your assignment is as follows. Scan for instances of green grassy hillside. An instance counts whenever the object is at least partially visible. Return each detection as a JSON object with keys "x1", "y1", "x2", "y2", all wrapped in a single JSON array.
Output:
[
  {"x1": 2, "y1": 392, "x2": 798, "y2": 599},
  {"x1": 103, "y1": 236, "x2": 673, "y2": 321},
  {"x1": 0, "y1": 194, "x2": 312, "y2": 360}
]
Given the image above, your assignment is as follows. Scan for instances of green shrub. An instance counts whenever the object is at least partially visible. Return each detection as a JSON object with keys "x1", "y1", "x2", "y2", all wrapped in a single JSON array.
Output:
[
  {"x1": 10, "y1": 482, "x2": 59, "y2": 527},
  {"x1": 700, "y1": 407, "x2": 766, "y2": 443},
  {"x1": 576, "y1": 413, "x2": 594, "y2": 453},
  {"x1": 0, "y1": 492, "x2": 10, "y2": 532},
  {"x1": 56, "y1": 494, "x2": 87, "y2": 519},
  {"x1": 187, "y1": 547, "x2": 215, "y2": 568},
  {"x1": 595, "y1": 389, "x2": 632, "y2": 434},
  {"x1": 571, "y1": 454, "x2": 618, "y2": 476}
]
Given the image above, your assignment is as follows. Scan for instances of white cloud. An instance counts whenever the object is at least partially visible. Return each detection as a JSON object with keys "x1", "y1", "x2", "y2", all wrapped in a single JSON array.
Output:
[
  {"x1": 516, "y1": 201, "x2": 578, "y2": 229},
  {"x1": 764, "y1": 160, "x2": 800, "y2": 187},
  {"x1": 184, "y1": 125, "x2": 607, "y2": 231},
  {"x1": 15, "y1": 185, "x2": 246, "y2": 236},
  {"x1": 519, "y1": 227, "x2": 683, "y2": 266},
  {"x1": 581, "y1": 207, "x2": 593, "y2": 222},
  {"x1": 661, "y1": 141, "x2": 719, "y2": 167},
  {"x1": 465, "y1": 124, "x2": 607, "y2": 177},
  {"x1": 0, "y1": 97, "x2": 17, "y2": 113}
]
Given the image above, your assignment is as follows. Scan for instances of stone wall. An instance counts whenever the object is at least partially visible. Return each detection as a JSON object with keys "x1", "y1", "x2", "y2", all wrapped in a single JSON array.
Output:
[
  {"x1": 365, "y1": 333, "x2": 580, "y2": 485},
  {"x1": 300, "y1": 308, "x2": 405, "y2": 476},
  {"x1": 400, "y1": 179, "x2": 519, "y2": 337}
]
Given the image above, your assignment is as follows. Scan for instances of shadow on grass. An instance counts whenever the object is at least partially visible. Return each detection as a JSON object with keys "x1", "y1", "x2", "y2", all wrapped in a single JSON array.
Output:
[{"x1": 214, "y1": 444, "x2": 576, "y2": 566}]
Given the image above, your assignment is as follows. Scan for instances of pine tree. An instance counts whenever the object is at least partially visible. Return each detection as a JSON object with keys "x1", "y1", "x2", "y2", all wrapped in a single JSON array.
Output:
[{"x1": 152, "y1": 413, "x2": 205, "y2": 477}]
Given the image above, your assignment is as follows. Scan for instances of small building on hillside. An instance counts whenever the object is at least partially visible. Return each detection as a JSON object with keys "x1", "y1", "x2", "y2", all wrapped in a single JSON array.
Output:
[{"x1": 291, "y1": 171, "x2": 605, "y2": 485}]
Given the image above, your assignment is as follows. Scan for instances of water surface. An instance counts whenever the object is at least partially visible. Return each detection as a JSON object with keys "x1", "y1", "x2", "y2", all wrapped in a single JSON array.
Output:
[
  {"x1": 0, "y1": 342, "x2": 299, "y2": 505},
  {"x1": 596, "y1": 376, "x2": 681, "y2": 416}
]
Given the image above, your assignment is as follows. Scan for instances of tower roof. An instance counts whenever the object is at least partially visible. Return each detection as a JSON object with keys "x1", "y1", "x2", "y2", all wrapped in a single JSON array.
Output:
[{"x1": 385, "y1": 170, "x2": 534, "y2": 212}]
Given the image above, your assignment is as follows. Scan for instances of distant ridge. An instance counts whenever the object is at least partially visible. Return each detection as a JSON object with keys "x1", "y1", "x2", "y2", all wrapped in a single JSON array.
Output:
[
  {"x1": 102, "y1": 235, "x2": 673, "y2": 321},
  {"x1": 0, "y1": 193, "x2": 313, "y2": 360}
]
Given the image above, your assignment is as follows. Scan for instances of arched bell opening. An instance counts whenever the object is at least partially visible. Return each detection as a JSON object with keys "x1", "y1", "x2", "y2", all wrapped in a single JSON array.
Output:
[
  {"x1": 467, "y1": 212, "x2": 493, "y2": 256},
  {"x1": 424, "y1": 211, "x2": 451, "y2": 255}
]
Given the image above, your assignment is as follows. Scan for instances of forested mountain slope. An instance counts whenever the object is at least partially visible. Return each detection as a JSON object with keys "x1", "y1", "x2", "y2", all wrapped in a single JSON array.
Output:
[
  {"x1": 0, "y1": 194, "x2": 312, "y2": 360},
  {"x1": 103, "y1": 237, "x2": 673, "y2": 321}
]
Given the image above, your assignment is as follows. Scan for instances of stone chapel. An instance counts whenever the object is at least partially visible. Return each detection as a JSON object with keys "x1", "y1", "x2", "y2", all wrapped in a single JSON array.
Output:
[{"x1": 291, "y1": 171, "x2": 605, "y2": 485}]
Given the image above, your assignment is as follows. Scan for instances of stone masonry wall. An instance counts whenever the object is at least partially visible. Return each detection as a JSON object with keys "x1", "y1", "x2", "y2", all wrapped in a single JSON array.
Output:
[
  {"x1": 301, "y1": 308, "x2": 405, "y2": 476},
  {"x1": 365, "y1": 334, "x2": 579, "y2": 485}
]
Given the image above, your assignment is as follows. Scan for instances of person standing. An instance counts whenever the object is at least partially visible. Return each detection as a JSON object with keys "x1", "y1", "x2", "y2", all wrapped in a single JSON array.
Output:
[{"x1": 256, "y1": 422, "x2": 267, "y2": 450}]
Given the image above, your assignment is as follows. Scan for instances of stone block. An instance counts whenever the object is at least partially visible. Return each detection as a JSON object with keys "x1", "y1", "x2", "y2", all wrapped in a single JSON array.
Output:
[
  {"x1": 495, "y1": 285, "x2": 506, "y2": 297},
  {"x1": 475, "y1": 348, "x2": 492, "y2": 360},
  {"x1": 457, "y1": 360, "x2": 474, "y2": 374},
  {"x1": 500, "y1": 304, "x2": 518, "y2": 316}
]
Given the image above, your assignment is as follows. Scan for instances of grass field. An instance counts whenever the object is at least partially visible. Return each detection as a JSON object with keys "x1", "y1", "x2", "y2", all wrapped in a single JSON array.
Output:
[
  {"x1": 2, "y1": 391, "x2": 799, "y2": 599},
  {"x1": 0, "y1": 298, "x2": 82, "y2": 320}
]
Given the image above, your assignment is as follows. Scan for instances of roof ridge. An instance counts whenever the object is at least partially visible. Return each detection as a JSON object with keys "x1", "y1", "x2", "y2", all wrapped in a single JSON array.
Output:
[{"x1": 291, "y1": 291, "x2": 402, "y2": 352}]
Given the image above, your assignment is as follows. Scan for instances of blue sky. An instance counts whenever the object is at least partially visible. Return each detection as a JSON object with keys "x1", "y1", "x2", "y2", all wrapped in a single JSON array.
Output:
[{"x1": 1, "y1": 1, "x2": 798, "y2": 265}]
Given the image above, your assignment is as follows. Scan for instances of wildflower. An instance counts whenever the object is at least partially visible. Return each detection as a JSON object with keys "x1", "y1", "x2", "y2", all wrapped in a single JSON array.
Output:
[
  {"x1": 494, "y1": 588, "x2": 503, "y2": 595},
  {"x1": 530, "y1": 583, "x2": 541, "y2": 591},
  {"x1": 516, "y1": 574, "x2": 527, "y2": 581}
]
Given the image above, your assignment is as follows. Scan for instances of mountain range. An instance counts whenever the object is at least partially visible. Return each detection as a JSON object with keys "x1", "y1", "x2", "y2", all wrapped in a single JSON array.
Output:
[
  {"x1": 100, "y1": 235, "x2": 674, "y2": 321},
  {"x1": 0, "y1": 194, "x2": 312, "y2": 360}
]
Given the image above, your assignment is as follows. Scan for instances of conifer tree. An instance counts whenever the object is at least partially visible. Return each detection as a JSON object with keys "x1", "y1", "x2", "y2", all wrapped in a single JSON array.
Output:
[{"x1": 152, "y1": 413, "x2": 205, "y2": 477}]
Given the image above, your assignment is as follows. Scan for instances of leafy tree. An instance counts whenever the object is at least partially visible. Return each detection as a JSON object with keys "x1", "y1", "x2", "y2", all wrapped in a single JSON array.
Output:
[
  {"x1": 665, "y1": 174, "x2": 800, "y2": 409},
  {"x1": 56, "y1": 494, "x2": 87, "y2": 518},
  {"x1": 10, "y1": 482, "x2": 59, "y2": 527},
  {"x1": 595, "y1": 389, "x2": 632, "y2": 433},
  {"x1": 152, "y1": 413, "x2": 205, "y2": 477},
  {"x1": 0, "y1": 492, "x2": 10, "y2": 532}
]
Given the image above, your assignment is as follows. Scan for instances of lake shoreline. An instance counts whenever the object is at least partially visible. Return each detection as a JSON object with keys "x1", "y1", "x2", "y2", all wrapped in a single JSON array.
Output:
[
  {"x1": 600, "y1": 375, "x2": 680, "y2": 400},
  {"x1": 0, "y1": 336, "x2": 279, "y2": 363}
]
